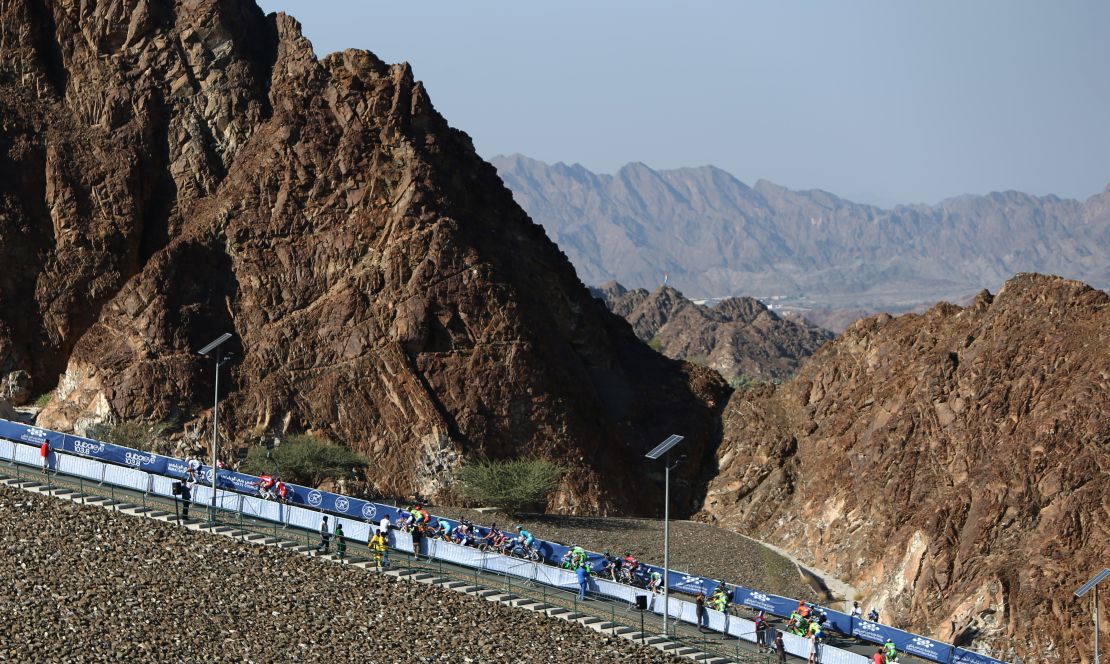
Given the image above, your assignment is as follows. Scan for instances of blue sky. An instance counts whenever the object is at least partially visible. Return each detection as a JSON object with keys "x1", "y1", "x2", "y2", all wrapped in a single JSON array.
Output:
[{"x1": 259, "y1": 1, "x2": 1109, "y2": 205}]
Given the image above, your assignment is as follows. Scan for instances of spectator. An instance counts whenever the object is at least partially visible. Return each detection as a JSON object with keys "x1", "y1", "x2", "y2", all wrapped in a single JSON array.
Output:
[
  {"x1": 774, "y1": 632, "x2": 786, "y2": 664},
  {"x1": 411, "y1": 522, "x2": 424, "y2": 560},
  {"x1": 808, "y1": 631, "x2": 818, "y2": 664},
  {"x1": 851, "y1": 601, "x2": 863, "y2": 619},
  {"x1": 369, "y1": 529, "x2": 388, "y2": 571},
  {"x1": 334, "y1": 523, "x2": 346, "y2": 559},
  {"x1": 695, "y1": 591, "x2": 708, "y2": 631},
  {"x1": 317, "y1": 515, "x2": 331, "y2": 554},
  {"x1": 868, "y1": 608, "x2": 880, "y2": 623},
  {"x1": 872, "y1": 647, "x2": 886, "y2": 664},
  {"x1": 755, "y1": 612, "x2": 770, "y2": 652},
  {"x1": 378, "y1": 514, "x2": 391, "y2": 536},
  {"x1": 576, "y1": 562, "x2": 589, "y2": 601},
  {"x1": 177, "y1": 481, "x2": 192, "y2": 519},
  {"x1": 39, "y1": 440, "x2": 49, "y2": 474}
]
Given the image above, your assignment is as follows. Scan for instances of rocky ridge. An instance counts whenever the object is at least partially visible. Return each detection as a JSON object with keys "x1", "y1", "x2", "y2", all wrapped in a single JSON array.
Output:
[
  {"x1": 592, "y1": 282, "x2": 833, "y2": 384},
  {"x1": 492, "y1": 154, "x2": 1110, "y2": 310},
  {"x1": 699, "y1": 273, "x2": 1110, "y2": 663},
  {"x1": 0, "y1": 0, "x2": 728, "y2": 513}
]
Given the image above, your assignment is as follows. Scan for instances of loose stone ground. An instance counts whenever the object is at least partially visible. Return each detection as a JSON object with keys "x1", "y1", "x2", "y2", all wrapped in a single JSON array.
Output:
[{"x1": 0, "y1": 485, "x2": 683, "y2": 664}]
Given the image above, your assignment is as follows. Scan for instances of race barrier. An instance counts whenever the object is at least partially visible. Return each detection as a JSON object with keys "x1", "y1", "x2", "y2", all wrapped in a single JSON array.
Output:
[{"x1": 0, "y1": 418, "x2": 1007, "y2": 664}]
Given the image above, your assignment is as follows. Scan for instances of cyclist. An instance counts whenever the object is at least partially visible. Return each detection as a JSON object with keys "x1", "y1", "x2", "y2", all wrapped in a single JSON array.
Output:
[
  {"x1": 619, "y1": 552, "x2": 639, "y2": 584},
  {"x1": 809, "y1": 619, "x2": 823, "y2": 642},
  {"x1": 798, "y1": 600, "x2": 811, "y2": 619},
  {"x1": 275, "y1": 481, "x2": 291, "y2": 504},
  {"x1": 516, "y1": 525, "x2": 535, "y2": 555},
  {"x1": 570, "y1": 544, "x2": 587, "y2": 568},
  {"x1": 647, "y1": 571, "x2": 663, "y2": 594},
  {"x1": 600, "y1": 551, "x2": 621, "y2": 580},
  {"x1": 489, "y1": 525, "x2": 507, "y2": 550},
  {"x1": 257, "y1": 474, "x2": 276, "y2": 500},
  {"x1": 560, "y1": 550, "x2": 576, "y2": 569},
  {"x1": 423, "y1": 519, "x2": 443, "y2": 540},
  {"x1": 883, "y1": 639, "x2": 898, "y2": 663}
]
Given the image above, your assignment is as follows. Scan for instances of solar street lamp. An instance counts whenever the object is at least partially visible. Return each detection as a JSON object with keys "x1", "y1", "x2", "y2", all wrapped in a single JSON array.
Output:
[
  {"x1": 198, "y1": 333, "x2": 233, "y2": 519},
  {"x1": 1075, "y1": 568, "x2": 1109, "y2": 664},
  {"x1": 646, "y1": 434, "x2": 685, "y2": 635}
]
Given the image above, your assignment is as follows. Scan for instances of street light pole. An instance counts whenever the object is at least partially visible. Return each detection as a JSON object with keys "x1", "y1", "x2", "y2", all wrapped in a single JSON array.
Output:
[
  {"x1": 663, "y1": 450, "x2": 670, "y2": 635},
  {"x1": 1075, "y1": 568, "x2": 1109, "y2": 664},
  {"x1": 198, "y1": 333, "x2": 233, "y2": 521},
  {"x1": 210, "y1": 344, "x2": 220, "y2": 516},
  {"x1": 645, "y1": 434, "x2": 684, "y2": 636}
]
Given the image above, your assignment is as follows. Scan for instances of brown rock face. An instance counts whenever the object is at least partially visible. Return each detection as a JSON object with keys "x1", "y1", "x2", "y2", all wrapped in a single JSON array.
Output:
[
  {"x1": 593, "y1": 282, "x2": 833, "y2": 384},
  {"x1": 1, "y1": 0, "x2": 728, "y2": 513},
  {"x1": 700, "y1": 274, "x2": 1110, "y2": 662}
]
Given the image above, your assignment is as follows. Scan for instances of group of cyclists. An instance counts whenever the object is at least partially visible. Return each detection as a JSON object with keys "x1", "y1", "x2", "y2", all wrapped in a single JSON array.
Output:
[
  {"x1": 787, "y1": 600, "x2": 828, "y2": 640},
  {"x1": 395, "y1": 506, "x2": 543, "y2": 562}
]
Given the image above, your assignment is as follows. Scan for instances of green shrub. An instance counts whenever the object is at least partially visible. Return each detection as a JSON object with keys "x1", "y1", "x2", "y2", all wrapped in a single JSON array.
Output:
[
  {"x1": 455, "y1": 457, "x2": 567, "y2": 515},
  {"x1": 88, "y1": 419, "x2": 169, "y2": 450},
  {"x1": 647, "y1": 337, "x2": 663, "y2": 352},
  {"x1": 34, "y1": 392, "x2": 53, "y2": 408},
  {"x1": 239, "y1": 434, "x2": 367, "y2": 488}
]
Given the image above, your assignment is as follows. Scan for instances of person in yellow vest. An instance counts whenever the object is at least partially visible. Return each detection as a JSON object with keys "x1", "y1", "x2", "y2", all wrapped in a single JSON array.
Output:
[{"x1": 369, "y1": 529, "x2": 388, "y2": 571}]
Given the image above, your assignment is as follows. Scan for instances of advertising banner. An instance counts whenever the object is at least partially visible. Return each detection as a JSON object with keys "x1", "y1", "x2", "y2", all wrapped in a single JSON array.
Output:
[{"x1": 952, "y1": 647, "x2": 1009, "y2": 664}]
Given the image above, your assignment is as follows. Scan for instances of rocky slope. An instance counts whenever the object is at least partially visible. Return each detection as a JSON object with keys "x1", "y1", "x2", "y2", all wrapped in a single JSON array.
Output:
[
  {"x1": 0, "y1": 0, "x2": 728, "y2": 513},
  {"x1": 492, "y1": 154, "x2": 1110, "y2": 310},
  {"x1": 699, "y1": 273, "x2": 1110, "y2": 663},
  {"x1": 592, "y1": 282, "x2": 833, "y2": 384},
  {"x1": 0, "y1": 483, "x2": 682, "y2": 663}
]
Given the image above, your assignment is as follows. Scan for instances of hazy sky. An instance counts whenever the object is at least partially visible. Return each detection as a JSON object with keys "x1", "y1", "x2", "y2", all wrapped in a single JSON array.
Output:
[{"x1": 258, "y1": 1, "x2": 1109, "y2": 205}]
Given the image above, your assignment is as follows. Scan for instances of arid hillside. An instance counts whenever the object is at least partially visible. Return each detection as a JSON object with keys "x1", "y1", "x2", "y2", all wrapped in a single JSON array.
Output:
[
  {"x1": 0, "y1": 0, "x2": 727, "y2": 513},
  {"x1": 593, "y1": 282, "x2": 833, "y2": 384},
  {"x1": 700, "y1": 273, "x2": 1109, "y2": 663}
]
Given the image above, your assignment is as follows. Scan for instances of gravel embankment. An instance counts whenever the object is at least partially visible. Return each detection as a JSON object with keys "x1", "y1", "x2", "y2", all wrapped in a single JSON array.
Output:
[
  {"x1": 431, "y1": 507, "x2": 817, "y2": 601},
  {"x1": 0, "y1": 485, "x2": 683, "y2": 664}
]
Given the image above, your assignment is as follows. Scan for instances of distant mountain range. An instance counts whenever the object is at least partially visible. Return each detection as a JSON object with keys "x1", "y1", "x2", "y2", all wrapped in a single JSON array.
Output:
[{"x1": 492, "y1": 154, "x2": 1110, "y2": 310}]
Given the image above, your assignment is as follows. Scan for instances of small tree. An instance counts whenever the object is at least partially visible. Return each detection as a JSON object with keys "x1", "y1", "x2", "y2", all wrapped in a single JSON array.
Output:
[
  {"x1": 239, "y1": 434, "x2": 367, "y2": 488},
  {"x1": 456, "y1": 457, "x2": 567, "y2": 515}
]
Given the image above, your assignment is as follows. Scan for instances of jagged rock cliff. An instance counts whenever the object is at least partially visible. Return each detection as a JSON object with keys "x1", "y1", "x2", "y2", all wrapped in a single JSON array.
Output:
[
  {"x1": 700, "y1": 274, "x2": 1109, "y2": 663},
  {"x1": 592, "y1": 282, "x2": 833, "y2": 384},
  {"x1": 0, "y1": 0, "x2": 728, "y2": 512}
]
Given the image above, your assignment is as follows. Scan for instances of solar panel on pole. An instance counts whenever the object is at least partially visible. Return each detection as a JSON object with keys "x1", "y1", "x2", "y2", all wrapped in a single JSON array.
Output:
[
  {"x1": 1075, "y1": 569, "x2": 1110, "y2": 597},
  {"x1": 645, "y1": 434, "x2": 684, "y2": 460}
]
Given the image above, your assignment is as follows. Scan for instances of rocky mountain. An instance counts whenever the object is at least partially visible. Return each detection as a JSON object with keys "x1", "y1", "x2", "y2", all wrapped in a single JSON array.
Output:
[
  {"x1": 699, "y1": 273, "x2": 1110, "y2": 663},
  {"x1": 492, "y1": 154, "x2": 1110, "y2": 310},
  {"x1": 0, "y1": 0, "x2": 728, "y2": 513},
  {"x1": 591, "y1": 282, "x2": 833, "y2": 384}
]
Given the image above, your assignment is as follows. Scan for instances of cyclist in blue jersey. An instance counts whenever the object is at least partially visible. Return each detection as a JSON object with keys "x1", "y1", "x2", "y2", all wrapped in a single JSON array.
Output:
[{"x1": 516, "y1": 525, "x2": 535, "y2": 554}]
